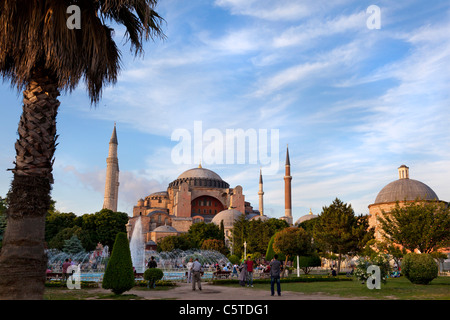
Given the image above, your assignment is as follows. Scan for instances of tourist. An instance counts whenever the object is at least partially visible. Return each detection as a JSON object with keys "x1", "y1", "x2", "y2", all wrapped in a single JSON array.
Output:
[
  {"x1": 191, "y1": 258, "x2": 203, "y2": 291},
  {"x1": 186, "y1": 258, "x2": 194, "y2": 283},
  {"x1": 238, "y1": 260, "x2": 247, "y2": 287},
  {"x1": 232, "y1": 264, "x2": 238, "y2": 278},
  {"x1": 330, "y1": 267, "x2": 337, "y2": 276},
  {"x1": 245, "y1": 256, "x2": 254, "y2": 287},
  {"x1": 147, "y1": 256, "x2": 157, "y2": 268},
  {"x1": 269, "y1": 255, "x2": 282, "y2": 296},
  {"x1": 62, "y1": 259, "x2": 71, "y2": 281}
]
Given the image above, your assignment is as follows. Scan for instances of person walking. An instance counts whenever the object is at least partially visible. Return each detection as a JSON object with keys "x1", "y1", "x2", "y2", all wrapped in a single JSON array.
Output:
[
  {"x1": 245, "y1": 256, "x2": 254, "y2": 287},
  {"x1": 191, "y1": 258, "x2": 203, "y2": 291},
  {"x1": 269, "y1": 254, "x2": 282, "y2": 296}
]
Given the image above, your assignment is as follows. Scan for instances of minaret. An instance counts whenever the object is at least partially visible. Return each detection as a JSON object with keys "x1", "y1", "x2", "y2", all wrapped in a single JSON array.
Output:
[
  {"x1": 258, "y1": 169, "x2": 264, "y2": 216},
  {"x1": 103, "y1": 123, "x2": 119, "y2": 212},
  {"x1": 284, "y1": 145, "x2": 293, "y2": 225}
]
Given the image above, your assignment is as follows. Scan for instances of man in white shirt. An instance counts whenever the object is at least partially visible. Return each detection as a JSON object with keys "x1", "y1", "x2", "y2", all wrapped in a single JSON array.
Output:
[{"x1": 191, "y1": 258, "x2": 203, "y2": 290}]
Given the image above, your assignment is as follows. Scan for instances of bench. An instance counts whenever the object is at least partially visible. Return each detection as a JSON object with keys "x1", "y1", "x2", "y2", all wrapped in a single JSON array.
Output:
[{"x1": 212, "y1": 270, "x2": 231, "y2": 280}]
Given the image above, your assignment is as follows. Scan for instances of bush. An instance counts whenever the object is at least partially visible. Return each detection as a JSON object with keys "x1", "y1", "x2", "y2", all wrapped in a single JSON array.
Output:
[
  {"x1": 294, "y1": 255, "x2": 322, "y2": 274},
  {"x1": 227, "y1": 254, "x2": 240, "y2": 265},
  {"x1": 144, "y1": 268, "x2": 164, "y2": 285},
  {"x1": 402, "y1": 253, "x2": 438, "y2": 285},
  {"x1": 102, "y1": 232, "x2": 135, "y2": 295},
  {"x1": 354, "y1": 254, "x2": 391, "y2": 284}
]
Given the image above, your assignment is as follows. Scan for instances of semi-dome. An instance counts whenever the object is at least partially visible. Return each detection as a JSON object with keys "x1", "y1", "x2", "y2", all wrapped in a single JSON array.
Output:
[
  {"x1": 168, "y1": 165, "x2": 230, "y2": 189},
  {"x1": 153, "y1": 225, "x2": 178, "y2": 233},
  {"x1": 374, "y1": 165, "x2": 439, "y2": 204},
  {"x1": 211, "y1": 208, "x2": 243, "y2": 227}
]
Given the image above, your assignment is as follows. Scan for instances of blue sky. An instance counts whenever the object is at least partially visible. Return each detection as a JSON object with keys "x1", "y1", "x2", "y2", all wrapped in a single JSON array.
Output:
[{"x1": 1, "y1": 0, "x2": 449, "y2": 223}]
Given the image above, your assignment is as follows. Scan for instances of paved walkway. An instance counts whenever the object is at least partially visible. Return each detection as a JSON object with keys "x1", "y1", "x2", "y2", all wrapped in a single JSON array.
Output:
[{"x1": 125, "y1": 282, "x2": 359, "y2": 300}]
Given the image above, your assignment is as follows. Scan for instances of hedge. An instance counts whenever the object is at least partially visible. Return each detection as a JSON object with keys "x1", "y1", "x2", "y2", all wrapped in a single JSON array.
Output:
[{"x1": 212, "y1": 275, "x2": 352, "y2": 285}]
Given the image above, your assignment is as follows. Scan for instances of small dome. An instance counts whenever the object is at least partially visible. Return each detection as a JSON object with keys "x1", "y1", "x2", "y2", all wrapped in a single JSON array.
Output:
[
  {"x1": 153, "y1": 225, "x2": 178, "y2": 233},
  {"x1": 212, "y1": 208, "x2": 243, "y2": 227},
  {"x1": 295, "y1": 209, "x2": 318, "y2": 225},
  {"x1": 250, "y1": 215, "x2": 269, "y2": 222}
]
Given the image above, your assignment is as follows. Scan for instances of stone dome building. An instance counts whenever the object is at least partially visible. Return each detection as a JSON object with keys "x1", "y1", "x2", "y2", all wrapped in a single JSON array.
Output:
[
  {"x1": 126, "y1": 164, "x2": 263, "y2": 245},
  {"x1": 368, "y1": 165, "x2": 441, "y2": 240}
]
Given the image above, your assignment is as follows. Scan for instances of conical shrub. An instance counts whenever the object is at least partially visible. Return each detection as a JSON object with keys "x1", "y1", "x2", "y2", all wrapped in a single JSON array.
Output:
[{"x1": 102, "y1": 232, "x2": 135, "y2": 294}]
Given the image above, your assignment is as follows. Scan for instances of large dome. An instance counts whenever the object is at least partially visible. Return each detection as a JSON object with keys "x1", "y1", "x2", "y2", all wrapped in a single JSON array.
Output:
[
  {"x1": 177, "y1": 167, "x2": 223, "y2": 181},
  {"x1": 168, "y1": 166, "x2": 229, "y2": 189},
  {"x1": 374, "y1": 165, "x2": 439, "y2": 204}
]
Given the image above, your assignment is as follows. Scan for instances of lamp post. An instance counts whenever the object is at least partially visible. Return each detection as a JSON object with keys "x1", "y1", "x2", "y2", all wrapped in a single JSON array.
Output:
[{"x1": 244, "y1": 241, "x2": 247, "y2": 259}]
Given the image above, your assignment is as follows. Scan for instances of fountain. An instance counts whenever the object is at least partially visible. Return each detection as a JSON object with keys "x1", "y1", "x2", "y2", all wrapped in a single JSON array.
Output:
[
  {"x1": 129, "y1": 216, "x2": 145, "y2": 273},
  {"x1": 45, "y1": 243, "x2": 109, "y2": 281}
]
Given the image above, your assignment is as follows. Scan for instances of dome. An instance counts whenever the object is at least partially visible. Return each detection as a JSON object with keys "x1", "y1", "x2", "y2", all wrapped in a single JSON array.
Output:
[
  {"x1": 211, "y1": 208, "x2": 243, "y2": 227},
  {"x1": 153, "y1": 225, "x2": 178, "y2": 233},
  {"x1": 250, "y1": 214, "x2": 269, "y2": 222},
  {"x1": 177, "y1": 167, "x2": 223, "y2": 181},
  {"x1": 374, "y1": 179, "x2": 439, "y2": 204},
  {"x1": 374, "y1": 165, "x2": 439, "y2": 204},
  {"x1": 169, "y1": 165, "x2": 230, "y2": 189},
  {"x1": 295, "y1": 209, "x2": 318, "y2": 225}
]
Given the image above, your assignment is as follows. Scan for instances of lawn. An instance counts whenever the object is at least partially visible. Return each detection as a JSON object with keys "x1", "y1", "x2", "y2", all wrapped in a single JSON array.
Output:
[{"x1": 248, "y1": 276, "x2": 450, "y2": 300}]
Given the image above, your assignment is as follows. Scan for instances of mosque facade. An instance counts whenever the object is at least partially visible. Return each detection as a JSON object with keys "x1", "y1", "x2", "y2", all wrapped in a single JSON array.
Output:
[{"x1": 102, "y1": 125, "x2": 294, "y2": 248}]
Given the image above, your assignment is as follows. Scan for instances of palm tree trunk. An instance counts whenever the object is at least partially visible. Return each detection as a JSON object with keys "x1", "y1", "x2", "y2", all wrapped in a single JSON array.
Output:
[{"x1": 0, "y1": 68, "x2": 59, "y2": 299}]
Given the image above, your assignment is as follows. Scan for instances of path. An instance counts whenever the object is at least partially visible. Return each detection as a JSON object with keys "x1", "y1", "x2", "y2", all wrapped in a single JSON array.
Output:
[{"x1": 126, "y1": 282, "x2": 360, "y2": 300}]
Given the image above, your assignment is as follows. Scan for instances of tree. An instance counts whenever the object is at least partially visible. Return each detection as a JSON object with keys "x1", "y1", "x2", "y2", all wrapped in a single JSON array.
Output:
[
  {"x1": 378, "y1": 200, "x2": 450, "y2": 253},
  {"x1": 201, "y1": 239, "x2": 227, "y2": 255},
  {"x1": 296, "y1": 255, "x2": 322, "y2": 275},
  {"x1": 102, "y1": 232, "x2": 135, "y2": 295},
  {"x1": 313, "y1": 198, "x2": 374, "y2": 273},
  {"x1": 0, "y1": 1, "x2": 164, "y2": 299},
  {"x1": 94, "y1": 209, "x2": 129, "y2": 249},
  {"x1": 157, "y1": 234, "x2": 192, "y2": 252},
  {"x1": 62, "y1": 235, "x2": 85, "y2": 255},
  {"x1": 272, "y1": 227, "x2": 314, "y2": 265},
  {"x1": 188, "y1": 222, "x2": 222, "y2": 248}
]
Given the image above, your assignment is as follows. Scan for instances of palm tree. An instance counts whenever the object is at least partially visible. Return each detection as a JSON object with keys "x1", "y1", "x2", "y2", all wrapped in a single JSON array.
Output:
[{"x1": 0, "y1": 0, "x2": 164, "y2": 299}]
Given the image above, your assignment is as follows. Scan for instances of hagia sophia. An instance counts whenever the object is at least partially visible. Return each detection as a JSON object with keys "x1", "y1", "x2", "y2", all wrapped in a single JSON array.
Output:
[{"x1": 101, "y1": 125, "x2": 447, "y2": 251}]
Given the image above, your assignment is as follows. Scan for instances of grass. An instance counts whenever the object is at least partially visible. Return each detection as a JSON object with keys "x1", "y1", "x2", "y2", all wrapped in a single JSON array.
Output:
[
  {"x1": 44, "y1": 282, "x2": 177, "y2": 300},
  {"x1": 245, "y1": 276, "x2": 450, "y2": 300}
]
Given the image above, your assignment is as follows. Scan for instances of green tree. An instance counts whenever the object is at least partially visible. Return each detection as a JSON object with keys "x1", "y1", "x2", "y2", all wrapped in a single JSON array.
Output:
[
  {"x1": 313, "y1": 198, "x2": 374, "y2": 273},
  {"x1": 102, "y1": 232, "x2": 135, "y2": 295},
  {"x1": 296, "y1": 255, "x2": 322, "y2": 274},
  {"x1": 157, "y1": 234, "x2": 192, "y2": 252},
  {"x1": 94, "y1": 209, "x2": 129, "y2": 249},
  {"x1": 201, "y1": 239, "x2": 227, "y2": 255},
  {"x1": 45, "y1": 211, "x2": 77, "y2": 244},
  {"x1": 378, "y1": 200, "x2": 450, "y2": 253},
  {"x1": 62, "y1": 235, "x2": 85, "y2": 255},
  {"x1": 188, "y1": 222, "x2": 222, "y2": 248},
  {"x1": 0, "y1": 0, "x2": 164, "y2": 299},
  {"x1": 273, "y1": 227, "x2": 314, "y2": 265}
]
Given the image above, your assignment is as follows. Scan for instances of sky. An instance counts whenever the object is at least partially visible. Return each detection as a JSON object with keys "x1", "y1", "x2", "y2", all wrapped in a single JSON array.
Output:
[{"x1": 0, "y1": 0, "x2": 449, "y2": 223}]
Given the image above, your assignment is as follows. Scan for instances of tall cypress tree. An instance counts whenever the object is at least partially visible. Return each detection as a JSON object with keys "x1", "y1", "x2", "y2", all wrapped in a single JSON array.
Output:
[{"x1": 102, "y1": 232, "x2": 135, "y2": 295}]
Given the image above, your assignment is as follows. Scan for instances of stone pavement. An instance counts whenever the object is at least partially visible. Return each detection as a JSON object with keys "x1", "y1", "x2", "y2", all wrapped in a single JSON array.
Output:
[{"x1": 126, "y1": 281, "x2": 360, "y2": 300}]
